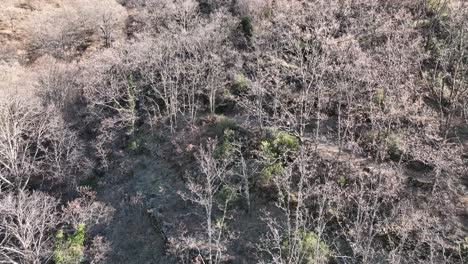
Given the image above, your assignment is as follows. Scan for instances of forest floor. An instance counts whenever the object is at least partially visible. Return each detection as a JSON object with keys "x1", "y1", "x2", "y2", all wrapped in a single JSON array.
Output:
[
  {"x1": 95, "y1": 147, "x2": 178, "y2": 263},
  {"x1": 92, "y1": 127, "x2": 277, "y2": 263}
]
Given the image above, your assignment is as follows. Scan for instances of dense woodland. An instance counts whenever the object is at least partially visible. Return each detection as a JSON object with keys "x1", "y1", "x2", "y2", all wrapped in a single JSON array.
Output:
[{"x1": 0, "y1": 0, "x2": 467, "y2": 263}]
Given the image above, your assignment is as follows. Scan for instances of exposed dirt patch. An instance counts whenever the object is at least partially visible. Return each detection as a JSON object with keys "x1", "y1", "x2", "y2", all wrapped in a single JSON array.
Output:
[{"x1": 96, "y1": 153, "x2": 176, "y2": 263}]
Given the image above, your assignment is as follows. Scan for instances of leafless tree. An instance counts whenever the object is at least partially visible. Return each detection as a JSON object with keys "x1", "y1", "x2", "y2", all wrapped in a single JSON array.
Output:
[
  {"x1": 0, "y1": 95, "x2": 88, "y2": 190},
  {"x1": 128, "y1": 0, "x2": 200, "y2": 35},
  {"x1": 421, "y1": 1, "x2": 468, "y2": 135},
  {"x1": 180, "y1": 138, "x2": 236, "y2": 263},
  {"x1": 0, "y1": 190, "x2": 62, "y2": 264},
  {"x1": 0, "y1": 98, "x2": 47, "y2": 188},
  {"x1": 259, "y1": 145, "x2": 330, "y2": 264},
  {"x1": 62, "y1": 186, "x2": 114, "y2": 229},
  {"x1": 34, "y1": 56, "x2": 80, "y2": 113},
  {"x1": 25, "y1": 0, "x2": 127, "y2": 59},
  {"x1": 127, "y1": 16, "x2": 231, "y2": 130},
  {"x1": 87, "y1": 235, "x2": 111, "y2": 264}
]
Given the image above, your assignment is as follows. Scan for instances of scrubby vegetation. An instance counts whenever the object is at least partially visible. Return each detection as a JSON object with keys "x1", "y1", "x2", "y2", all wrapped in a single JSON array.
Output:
[
  {"x1": 53, "y1": 224, "x2": 86, "y2": 264},
  {"x1": 0, "y1": 0, "x2": 467, "y2": 263}
]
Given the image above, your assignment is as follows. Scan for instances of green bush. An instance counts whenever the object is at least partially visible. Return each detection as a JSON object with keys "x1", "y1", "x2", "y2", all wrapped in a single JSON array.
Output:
[
  {"x1": 386, "y1": 133, "x2": 406, "y2": 160},
  {"x1": 463, "y1": 237, "x2": 468, "y2": 250},
  {"x1": 373, "y1": 88, "x2": 386, "y2": 106},
  {"x1": 260, "y1": 161, "x2": 283, "y2": 183},
  {"x1": 53, "y1": 224, "x2": 86, "y2": 264},
  {"x1": 426, "y1": 0, "x2": 449, "y2": 13},
  {"x1": 259, "y1": 140, "x2": 278, "y2": 182},
  {"x1": 337, "y1": 176, "x2": 346, "y2": 187},
  {"x1": 366, "y1": 131, "x2": 406, "y2": 160},
  {"x1": 213, "y1": 129, "x2": 236, "y2": 160},
  {"x1": 259, "y1": 132, "x2": 299, "y2": 183},
  {"x1": 213, "y1": 115, "x2": 238, "y2": 137},
  {"x1": 127, "y1": 139, "x2": 139, "y2": 151},
  {"x1": 260, "y1": 140, "x2": 275, "y2": 158},
  {"x1": 216, "y1": 184, "x2": 238, "y2": 204},
  {"x1": 281, "y1": 229, "x2": 330, "y2": 264},
  {"x1": 260, "y1": 132, "x2": 299, "y2": 159},
  {"x1": 231, "y1": 73, "x2": 250, "y2": 95},
  {"x1": 272, "y1": 132, "x2": 299, "y2": 154}
]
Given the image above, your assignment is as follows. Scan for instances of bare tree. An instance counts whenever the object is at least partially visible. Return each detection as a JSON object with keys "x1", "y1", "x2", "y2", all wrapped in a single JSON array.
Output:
[
  {"x1": 259, "y1": 145, "x2": 330, "y2": 264},
  {"x1": 0, "y1": 97, "x2": 52, "y2": 189},
  {"x1": 25, "y1": 0, "x2": 127, "y2": 59},
  {"x1": 421, "y1": 1, "x2": 468, "y2": 135},
  {"x1": 62, "y1": 186, "x2": 115, "y2": 229},
  {"x1": 34, "y1": 56, "x2": 80, "y2": 113},
  {"x1": 135, "y1": 0, "x2": 201, "y2": 34},
  {"x1": 0, "y1": 96, "x2": 87, "y2": 190},
  {"x1": 0, "y1": 190, "x2": 62, "y2": 264},
  {"x1": 128, "y1": 17, "x2": 230, "y2": 130},
  {"x1": 180, "y1": 138, "x2": 236, "y2": 264}
]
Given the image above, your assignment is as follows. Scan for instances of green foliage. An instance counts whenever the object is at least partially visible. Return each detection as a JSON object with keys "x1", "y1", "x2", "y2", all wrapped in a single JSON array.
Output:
[
  {"x1": 259, "y1": 139, "x2": 279, "y2": 182},
  {"x1": 213, "y1": 115, "x2": 238, "y2": 137},
  {"x1": 260, "y1": 140, "x2": 275, "y2": 158},
  {"x1": 231, "y1": 73, "x2": 250, "y2": 95},
  {"x1": 215, "y1": 216, "x2": 226, "y2": 229},
  {"x1": 260, "y1": 161, "x2": 283, "y2": 183},
  {"x1": 260, "y1": 131, "x2": 299, "y2": 159},
  {"x1": 281, "y1": 230, "x2": 331, "y2": 264},
  {"x1": 272, "y1": 132, "x2": 300, "y2": 154},
  {"x1": 426, "y1": 0, "x2": 449, "y2": 13},
  {"x1": 240, "y1": 16, "x2": 254, "y2": 41},
  {"x1": 259, "y1": 132, "x2": 299, "y2": 183},
  {"x1": 216, "y1": 184, "x2": 237, "y2": 204},
  {"x1": 386, "y1": 133, "x2": 405, "y2": 161},
  {"x1": 213, "y1": 129, "x2": 236, "y2": 160},
  {"x1": 373, "y1": 88, "x2": 386, "y2": 106},
  {"x1": 366, "y1": 131, "x2": 406, "y2": 161},
  {"x1": 286, "y1": 191, "x2": 298, "y2": 208},
  {"x1": 127, "y1": 139, "x2": 139, "y2": 151},
  {"x1": 53, "y1": 224, "x2": 86, "y2": 264},
  {"x1": 337, "y1": 176, "x2": 346, "y2": 187}
]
